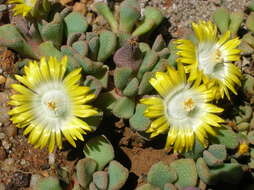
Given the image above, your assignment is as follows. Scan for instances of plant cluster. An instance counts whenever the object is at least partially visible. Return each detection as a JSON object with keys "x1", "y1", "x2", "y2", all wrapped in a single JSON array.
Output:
[{"x1": 1, "y1": 0, "x2": 254, "y2": 189}]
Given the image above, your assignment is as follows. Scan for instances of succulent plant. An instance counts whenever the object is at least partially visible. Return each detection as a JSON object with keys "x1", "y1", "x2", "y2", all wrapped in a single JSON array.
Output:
[
  {"x1": 94, "y1": 0, "x2": 163, "y2": 38},
  {"x1": 138, "y1": 143, "x2": 246, "y2": 189},
  {"x1": 0, "y1": 8, "x2": 112, "y2": 94},
  {"x1": 35, "y1": 176, "x2": 63, "y2": 190},
  {"x1": 35, "y1": 136, "x2": 128, "y2": 190},
  {"x1": 137, "y1": 159, "x2": 198, "y2": 189},
  {"x1": 95, "y1": 34, "x2": 170, "y2": 120},
  {"x1": 2, "y1": 0, "x2": 254, "y2": 189},
  {"x1": 212, "y1": 7, "x2": 244, "y2": 36},
  {"x1": 74, "y1": 135, "x2": 129, "y2": 190}
]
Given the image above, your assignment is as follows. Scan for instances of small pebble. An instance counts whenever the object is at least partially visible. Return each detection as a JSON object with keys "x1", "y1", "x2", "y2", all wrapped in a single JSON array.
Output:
[
  {"x1": 0, "y1": 146, "x2": 7, "y2": 160},
  {"x1": 0, "y1": 107, "x2": 10, "y2": 124},
  {"x1": 0, "y1": 132, "x2": 5, "y2": 139},
  {"x1": 0, "y1": 75, "x2": 6, "y2": 85},
  {"x1": 11, "y1": 172, "x2": 31, "y2": 188},
  {"x1": 4, "y1": 125, "x2": 17, "y2": 137},
  {"x1": 48, "y1": 152, "x2": 56, "y2": 166},
  {"x1": 2, "y1": 139, "x2": 11, "y2": 150},
  {"x1": 29, "y1": 174, "x2": 42, "y2": 189},
  {"x1": 2, "y1": 158, "x2": 15, "y2": 171},
  {"x1": 0, "y1": 92, "x2": 9, "y2": 105},
  {"x1": 20, "y1": 159, "x2": 26, "y2": 166}
]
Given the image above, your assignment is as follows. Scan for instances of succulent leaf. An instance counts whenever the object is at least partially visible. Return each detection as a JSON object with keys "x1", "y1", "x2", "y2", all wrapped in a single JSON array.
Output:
[
  {"x1": 211, "y1": 128, "x2": 239, "y2": 149},
  {"x1": 122, "y1": 77, "x2": 139, "y2": 96},
  {"x1": 170, "y1": 159, "x2": 198, "y2": 188},
  {"x1": 0, "y1": 24, "x2": 37, "y2": 59},
  {"x1": 40, "y1": 13, "x2": 64, "y2": 48},
  {"x1": 83, "y1": 136, "x2": 115, "y2": 170},
  {"x1": 196, "y1": 158, "x2": 214, "y2": 185},
  {"x1": 95, "y1": 2, "x2": 118, "y2": 33},
  {"x1": 36, "y1": 177, "x2": 62, "y2": 190},
  {"x1": 229, "y1": 11, "x2": 244, "y2": 35},
  {"x1": 72, "y1": 41, "x2": 89, "y2": 57},
  {"x1": 93, "y1": 171, "x2": 108, "y2": 190},
  {"x1": 138, "y1": 72, "x2": 154, "y2": 95},
  {"x1": 136, "y1": 184, "x2": 160, "y2": 190},
  {"x1": 88, "y1": 36, "x2": 100, "y2": 61},
  {"x1": 76, "y1": 158, "x2": 97, "y2": 188},
  {"x1": 183, "y1": 139, "x2": 205, "y2": 160},
  {"x1": 97, "y1": 31, "x2": 117, "y2": 62},
  {"x1": 130, "y1": 104, "x2": 151, "y2": 131},
  {"x1": 137, "y1": 50, "x2": 158, "y2": 79},
  {"x1": 246, "y1": 12, "x2": 254, "y2": 33},
  {"x1": 147, "y1": 162, "x2": 177, "y2": 189},
  {"x1": 107, "y1": 161, "x2": 129, "y2": 190},
  {"x1": 212, "y1": 8, "x2": 230, "y2": 34},
  {"x1": 64, "y1": 12, "x2": 88, "y2": 37},
  {"x1": 152, "y1": 34, "x2": 166, "y2": 52},
  {"x1": 132, "y1": 7, "x2": 163, "y2": 37},
  {"x1": 112, "y1": 97, "x2": 135, "y2": 119}
]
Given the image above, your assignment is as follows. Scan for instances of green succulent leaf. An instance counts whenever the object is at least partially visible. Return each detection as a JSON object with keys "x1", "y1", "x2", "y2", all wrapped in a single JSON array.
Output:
[
  {"x1": 122, "y1": 77, "x2": 139, "y2": 97},
  {"x1": 211, "y1": 128, "x2": 239, "y2": 149},
  {"x1": 97, "y1": 31, "x2": 117, "y2": 62},
  {"x1": 93, "y1": 171, "x2": 108, "y2": 190},
  {"x1": 112, "y1": 97, "x2": 135, "y2": 119},
  {"x1": 212, "y1": 8, "x2": 230, "y2": 34},
  {"x1": 130, "y1": 104, "x2": 151, "y2": 132},
  {"x1": 95, "y1": 2, "x2": 118, "y2": 33},
  {"x1": 132, "y1": 7, "x2": 163, "y2": 37},
  {"x1": 229, "y1": 11, "x2": 244, "y2": 35},
  {"x1": 36, "y1": 177, "x2": 62, "y2": 190},
  {"x1": 147, "y1": 162, "x2": 177, "y2": 189},
  {"x1": 170, "y1": 159, "x2": 198, "y2": 188},
  {"x1": 83, "y1": 136, "x2": 115, "y2": 170},
  {"x1": 64, "y1": 12, "x2": 88, "y2": 37},
  {"x1": 76, "y1": 158, "x2": 97, "y2": 188},
  {"x1": 119, "y1": 0, "x2": 140, "y2": 33},
  {"x1": 0, "y1": 24, "x2": 37, "y2": 59},
  {"x1": 114, "y1": 67, "x2": 133, "y2": 90},
  {"x1": 108, "y1": 161, "x2": 129, "y2": 190}
]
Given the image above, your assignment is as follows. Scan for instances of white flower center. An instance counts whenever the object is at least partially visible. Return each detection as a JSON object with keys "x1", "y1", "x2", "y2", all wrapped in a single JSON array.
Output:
[
  {"x1": 41, "y1": 90, "x2": 70, "y2": 118},
  {"x1": 197, "y1": 43, "x2": 224, "y2": 75},
  {"x1": 32, "y1": 82, "x2": 71, "y2": 127},
  {"x1": 164, "y1": 85, "x2": 203, "y2": 128}
]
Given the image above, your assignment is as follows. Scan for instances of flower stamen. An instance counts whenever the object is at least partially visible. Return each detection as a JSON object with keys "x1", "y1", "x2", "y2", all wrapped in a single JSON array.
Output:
[
  {"x1": 47, "y1": 101, "x2": 56, "y2": 111},
  {"x1": 183, "y1": 98, "x2": 195, "y2": 112},
  {"x1": 215, "y1": 49, "x2": 223, "y2": 63}
]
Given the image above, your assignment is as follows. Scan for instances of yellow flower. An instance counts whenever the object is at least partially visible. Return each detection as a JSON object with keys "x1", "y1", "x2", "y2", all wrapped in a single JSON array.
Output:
[
  {"x1": 175, "y1": 21, "x2": 242, "y2": 100},
  {"x1": 237, "y1": 142, "x2": 249, "y2": 156},
  {"x1": 8, "y1": 57, "x2": 98, "y2": 152},
  {"x1": 140, "y1": 64, "x2": 224, "y2": 153},
  {"x1": 8, "y1": 0, "x2": 36, "y2": 17}
]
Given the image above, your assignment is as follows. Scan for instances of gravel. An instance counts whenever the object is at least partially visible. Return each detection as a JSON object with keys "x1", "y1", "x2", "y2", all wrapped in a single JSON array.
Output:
[
  {"x1": 140, "y1": 0, "x2": 252, "y2": 37},
  {"x1": 0, "y1": 146, "x2": 7, "y2": 160},
  {"x1": 10, "y1": 172, "x2": 31, "y2": 188},
  {"x1": 0, "y1": 132, "x2": 5, "y2": 140}
]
